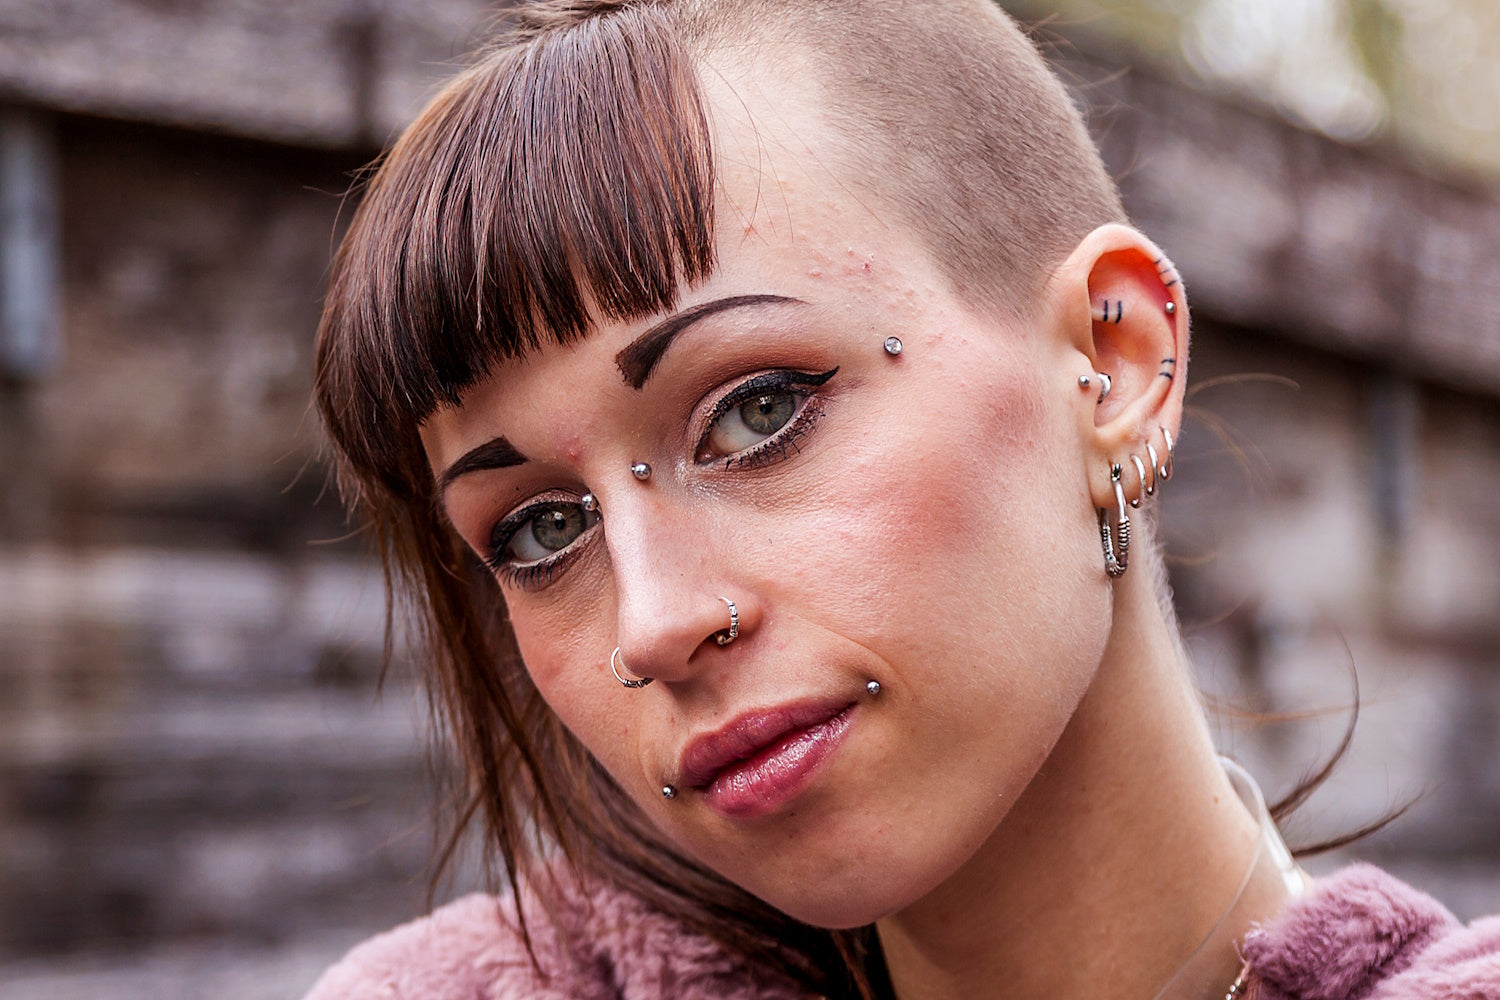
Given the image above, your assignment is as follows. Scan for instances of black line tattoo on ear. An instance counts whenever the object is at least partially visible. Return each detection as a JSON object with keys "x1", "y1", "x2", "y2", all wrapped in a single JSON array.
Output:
[
  {"x1": 1159, "y1": 357, "x2": 1177, "y2": 381},
  {"x1": 1097, "y1": 299, "x2": 1124, "y2": 324},
  {"x1": 1154, "y1": 256, "x2": 1180, "y2": 289}
]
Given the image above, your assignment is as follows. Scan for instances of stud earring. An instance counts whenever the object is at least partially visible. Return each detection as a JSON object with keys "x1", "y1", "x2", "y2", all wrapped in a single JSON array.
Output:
[
  {"x1": 866, "y1": 680, "x2": 882, "y2": 696},
  {"x1": 630, "y1": 462, "x2": 652, "y2": 481},
  {"x1": 662, "y1": 784, "x2": 678, "y2": 800},
  {"x1": 883, "y1": 336, "x2": 903, "y2": 356},
  {"x1": 1097, "y1": 463, "x2": 1131, "y2": 578},
  {"x1": 1164, "y1": 300, "x2": 1177, "y2": 316},
  {"x1": 610, "y1": 647, "x2": 654, "y2": 689}
]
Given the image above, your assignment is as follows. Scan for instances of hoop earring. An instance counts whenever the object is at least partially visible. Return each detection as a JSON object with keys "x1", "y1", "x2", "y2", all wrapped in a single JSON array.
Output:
[
  {"x1": 714, "y1": 597, "x2": 739, "y2": 646},
  {"x1": 610, "y1": 647, "x2": 654, "y2": 689},
  {"x1": 1097, "y1": 463, "x2": 1131, "y2": 578}
]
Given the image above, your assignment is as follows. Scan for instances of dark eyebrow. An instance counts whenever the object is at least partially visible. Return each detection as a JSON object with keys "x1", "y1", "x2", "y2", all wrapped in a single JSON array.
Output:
[
  {"x1": 436, "y1": 435, "x2": 528, "y2": 494},
  {"x1": 614, "y1": 293, "x2": 802, "y2": 389}
]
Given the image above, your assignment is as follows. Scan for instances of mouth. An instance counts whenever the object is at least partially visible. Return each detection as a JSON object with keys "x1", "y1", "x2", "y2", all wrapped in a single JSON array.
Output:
[{"x1": 677, "y1": 699, "x2": 858, "y2": 819}]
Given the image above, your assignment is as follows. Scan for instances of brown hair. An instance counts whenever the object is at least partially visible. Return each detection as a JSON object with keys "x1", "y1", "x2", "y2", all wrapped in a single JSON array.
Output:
[{"x1": 314, "y1": 1, "x2": 1125, "y2": 995}]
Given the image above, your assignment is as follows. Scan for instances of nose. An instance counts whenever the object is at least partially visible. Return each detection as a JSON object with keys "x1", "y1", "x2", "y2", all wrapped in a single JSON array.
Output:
[{"x1": 603, "y1": 490, "x2": 759, "y2": 686}]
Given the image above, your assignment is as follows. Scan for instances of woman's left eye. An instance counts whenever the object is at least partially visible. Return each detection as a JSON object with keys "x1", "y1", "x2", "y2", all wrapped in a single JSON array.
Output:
[{"x1": 698, "y1": 368, "x2": 837, "y2": 465}]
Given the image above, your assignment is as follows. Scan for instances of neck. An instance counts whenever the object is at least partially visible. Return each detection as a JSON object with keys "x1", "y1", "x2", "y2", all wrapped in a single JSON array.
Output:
[{"x1": 876, "y1": 556, "x2": 1290, "y2": 1000}]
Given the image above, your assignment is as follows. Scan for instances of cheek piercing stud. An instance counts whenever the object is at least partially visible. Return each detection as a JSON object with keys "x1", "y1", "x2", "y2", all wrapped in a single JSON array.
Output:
[
  {"x1": 662, "y1": 784, "x2": 678, "y2": 800},
  {"x1": 714, "y1": 596, "x2": 739, "y2": 646},
  {"x1": 866, "y1": 680, "x2": 881, "y2": 696},
  {"x1": 883, "y1": 336, "x2": 903, "y2": 356},
  {"x1": 630, "y1": 462, "x2": 652, "y2": 481},
  {"x1": 580, "y1": 493, "x2": 598, "y2": 512}
]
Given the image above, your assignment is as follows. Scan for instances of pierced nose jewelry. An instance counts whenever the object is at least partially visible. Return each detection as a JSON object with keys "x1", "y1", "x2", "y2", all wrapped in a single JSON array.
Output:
[
  {"x1": 1097, "y1": 462, "x2": 1131, "y2": 578},
  {"x1": 883, "y1": 336, "x2": 903, "y2": 356},
  {"x1": 714, "y1": 596, "x2": 739, "y2": 646},
  {"x1": 610, "y1": 647, "x2": 654, "y2": 689},
  {"x1": 630, "y1": 462, "x2": 652, "y2": 481},
  {"x1": 580, "y1": 492, "x2": 599, "y2": 513},
  {"x1": 662, "y1": 784, "x2": 678, "y2": 800},
  {"x1": 866, "y1": 680, "x2": 881, "y2": 696}
]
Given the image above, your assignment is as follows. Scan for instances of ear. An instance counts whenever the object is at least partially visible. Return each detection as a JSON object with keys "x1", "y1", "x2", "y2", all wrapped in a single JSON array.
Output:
[{"x1": 1046, "y1": 223, "x2": 1187, "y2": 510}]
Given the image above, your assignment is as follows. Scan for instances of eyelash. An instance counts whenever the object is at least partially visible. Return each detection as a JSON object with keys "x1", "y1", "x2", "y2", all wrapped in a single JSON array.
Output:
[{"x1": 483, "y1": 366, "x2": 839, "y2": 590}]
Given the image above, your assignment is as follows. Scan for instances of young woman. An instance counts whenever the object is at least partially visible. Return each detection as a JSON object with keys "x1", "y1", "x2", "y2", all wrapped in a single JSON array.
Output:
[{"x1": 305, "y1": 1, "x2": 1500, "y2": 997}]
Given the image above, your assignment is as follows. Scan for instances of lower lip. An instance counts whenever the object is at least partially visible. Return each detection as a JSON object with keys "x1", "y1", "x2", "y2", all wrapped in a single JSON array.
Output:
[{"x1": 701, "y1": 707, "x2": 855, "y2": 819}]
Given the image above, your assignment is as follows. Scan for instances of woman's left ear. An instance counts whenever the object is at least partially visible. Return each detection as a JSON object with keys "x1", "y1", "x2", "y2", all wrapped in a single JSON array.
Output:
[{"x1": 1047, "y1": 224, "x2": 1188, "y2": 509}]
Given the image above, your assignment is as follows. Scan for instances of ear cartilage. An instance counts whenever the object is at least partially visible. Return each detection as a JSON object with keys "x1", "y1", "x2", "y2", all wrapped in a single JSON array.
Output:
[{"x1": 1164, "y1": 300, "x2": 1177, "y2": 315}]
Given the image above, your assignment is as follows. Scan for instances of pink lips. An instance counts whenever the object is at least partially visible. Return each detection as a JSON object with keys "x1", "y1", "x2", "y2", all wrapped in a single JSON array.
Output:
[{"x1": 677, "y1": 699, "x2": 857, "y2": 819}]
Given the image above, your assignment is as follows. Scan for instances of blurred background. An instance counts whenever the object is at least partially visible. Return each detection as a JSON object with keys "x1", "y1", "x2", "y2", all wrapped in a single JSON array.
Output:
[{"x1": 0, "y1": 1, "x2": 1496, "y2": 997}]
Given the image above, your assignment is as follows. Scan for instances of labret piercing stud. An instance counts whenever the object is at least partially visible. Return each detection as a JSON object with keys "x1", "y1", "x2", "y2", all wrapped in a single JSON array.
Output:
[
  {"x1": 884, "y1": 336, "x2": 903, "y2": 356},
  {"x1": 866, "y1": 680, "x2": 882, "y2": 696},
  {"x1": 630, "y1": 462, "x2": 652, "y2": 481},
  {"x1": 662, "y1": 785, "x2": 677, "y2": 800}
]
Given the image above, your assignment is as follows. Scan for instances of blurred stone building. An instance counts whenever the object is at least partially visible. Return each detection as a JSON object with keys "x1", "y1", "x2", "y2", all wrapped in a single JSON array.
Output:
[{"x1": 0, "y1": 3, "x2": 1496, "y2": 998}]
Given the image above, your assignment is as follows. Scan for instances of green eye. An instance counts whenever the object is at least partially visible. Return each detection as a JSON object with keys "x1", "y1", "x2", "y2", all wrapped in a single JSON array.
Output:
[
  {"x1": 739, "y1": 393, "x2": 795, "y2": 436},
  {"x1": 494, "y1": 501, "x2": 597, "y2": 564}
]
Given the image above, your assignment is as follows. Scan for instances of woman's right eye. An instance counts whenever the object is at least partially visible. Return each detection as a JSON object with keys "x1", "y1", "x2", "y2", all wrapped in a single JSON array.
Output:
[{"x1": 487, "y1": 500, "x2": 600, "y2": 570}]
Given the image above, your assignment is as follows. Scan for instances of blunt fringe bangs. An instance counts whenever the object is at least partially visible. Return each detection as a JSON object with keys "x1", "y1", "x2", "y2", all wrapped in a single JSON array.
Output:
[{"x1": 316, "y1": 5, "x2": 715, "y2": 500}]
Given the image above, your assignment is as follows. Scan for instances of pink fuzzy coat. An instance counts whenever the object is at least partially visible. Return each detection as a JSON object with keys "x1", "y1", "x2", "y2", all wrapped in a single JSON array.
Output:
[{"x1": 304, "y1": 864, "x2": 1500, "y2": 998}]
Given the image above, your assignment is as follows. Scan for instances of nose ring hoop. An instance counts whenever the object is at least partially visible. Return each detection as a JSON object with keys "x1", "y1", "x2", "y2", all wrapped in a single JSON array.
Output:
[
  {"x1": 715, "y1": 596, "x2": 740, "y2": 646},
  {"x1": 610, "y1": 647, "x2": 654, "y2": 689}
]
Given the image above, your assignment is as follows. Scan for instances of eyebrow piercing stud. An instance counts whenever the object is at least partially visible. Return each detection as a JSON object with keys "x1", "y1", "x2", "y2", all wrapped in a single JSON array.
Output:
[
  {"x1": 630, "y1": 462, "x2": 652, "y2": 481},
  {"x1": 866, "y1": 680, "x2": 882, "y2": 696},
  {"x1": 883, "y1": 336, "x2": 903, "y2": 356},
  {"x1": 714, "y1": 596, "x2": 739, "y2": 646},
  {"x1": 610, "y1": 647, "x2": 654, "y2": 689},
  {"x1": 662, "y1": 784, "x2": 678, "y2": 800}
]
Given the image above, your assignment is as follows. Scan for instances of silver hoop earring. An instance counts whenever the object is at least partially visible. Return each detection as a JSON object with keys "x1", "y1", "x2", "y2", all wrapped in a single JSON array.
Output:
[
  {"x1": 610, "y1": 647, "x2": 654, "y2": 689},
  {"x1": 714, "y1": 596, "x2": 739, "y2": 646},
  {"x1": 1094, "y1": 372, "x2": 1112, "y2": 403},
  {"x1": 1144, "y1": 444, "x2": 1160, "y2": 496},
  {"x1": 1159, "y1": 427, "x2": 1176, "y2": 481},
  {"x1": 1129, "y1": 455, "x2": 1149, "y2": 509},
  {"x1": 1097, "y1": 463, "x2": 1131, "y2": 578}
]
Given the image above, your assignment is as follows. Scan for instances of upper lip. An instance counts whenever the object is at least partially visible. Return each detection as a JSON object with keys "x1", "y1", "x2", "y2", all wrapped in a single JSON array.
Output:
[{"x1": 677, "y1": 698, "x2": 854, "y2": 789}]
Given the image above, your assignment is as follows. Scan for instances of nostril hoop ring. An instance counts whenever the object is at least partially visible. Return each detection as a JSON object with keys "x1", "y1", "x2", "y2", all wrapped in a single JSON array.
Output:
[
  {"x1": 715, "y1": 596, "x2": 739, "y2": 646},
  {"x1": 610, "y1": 647, "x2": 654, "y2": 689}
]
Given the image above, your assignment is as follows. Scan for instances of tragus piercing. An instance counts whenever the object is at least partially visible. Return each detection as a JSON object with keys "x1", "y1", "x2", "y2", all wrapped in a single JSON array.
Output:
[
  {"x1": 662, "y1": 784, "x2": 678, "y2": 800},
  {"x1": 715, "y1": 596, "x2": 739, "y2": 646},
  {"x1": 610, "y1": 647, "x2": 653, "y2": 689},
  {"x1": 1097, "y1": 462, "x2": 1131, "y2": 578},
  {"x1": 580, "y1": 492, "x2": 598, "y2": 513},
  {"x1": 630, "y1": 462, "x2": 652, "y2": 481},
  {"x1": 883, "y1": 336, "x2": 903, "y2": 356},
  {"x1": 866, "y1": 680, "x2": 881, "y2": 696}
]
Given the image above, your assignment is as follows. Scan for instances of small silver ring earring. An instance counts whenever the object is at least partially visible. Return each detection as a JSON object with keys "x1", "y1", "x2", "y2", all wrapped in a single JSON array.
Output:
[
  {"x1": 1094, "y1": 372, "x2": 1112, "y2": 403},
  {"x1": 1129, "y1": 455, "x2": 1148, "y2": 508},
  {"x1": 715, "y1": 596, "x2": 739, "y2": 646},
  {"x1": 611, "y1": 647, "x2": 654, "y2": 689}
]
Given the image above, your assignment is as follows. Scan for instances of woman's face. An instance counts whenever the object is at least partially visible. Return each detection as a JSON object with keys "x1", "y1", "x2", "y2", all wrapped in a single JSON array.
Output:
[{"x1": 421, "y1": 71, "x2": 1114, "y2": 927}]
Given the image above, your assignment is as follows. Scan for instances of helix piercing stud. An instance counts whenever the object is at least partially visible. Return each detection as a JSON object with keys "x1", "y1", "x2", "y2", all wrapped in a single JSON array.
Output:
[
  {"x1": 883, "y1": 336, "x2": 903, "y2": 356},
  {"x1": 630, "y1": 462, "x2": 652, "y2": 481},
  {"x1": 580, "y1": 493, "x2": 598, "y2": 513},
  {"x1": 1164, "y1": 301, "x2": 1177, "y2": 315},
  {"x1": 610, "y1": 647, "x2": 654, "y2": 689},
  {"x1": 662, "y1": 785, "x2": 677, "y2": 799},
  {"x1": 715, "y1": 596, "x2": 739, "y2": 646},
  {"x1": 866, "y1": 680, "x2": 882, "y2": 696}
]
